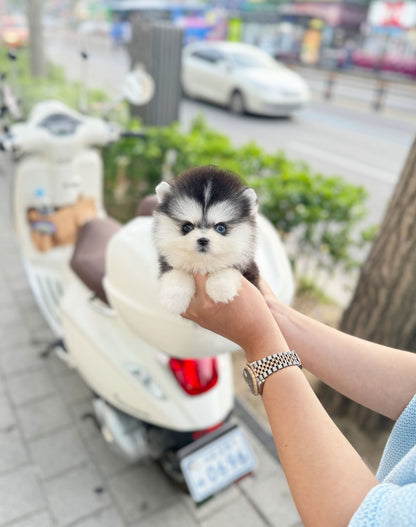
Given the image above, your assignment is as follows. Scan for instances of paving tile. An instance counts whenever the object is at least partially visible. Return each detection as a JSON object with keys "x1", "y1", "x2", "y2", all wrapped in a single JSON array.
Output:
[
  {"x1": 1, "y1": 260, "x2": 26, "y2": 281},
  {"x1": 199, "y1": 494, "x2": 268, "y2": 527},
  {"x1": 44, "y1": 352, "x2": 72, "y2": 377},
  {"x1": 17, "y1": 394, "x2": 72, "y2": 439},
  {"x1": 0, "y1": 325, "x2": 33, "y2": 352},
  {"x1": 0, "y1": 304, "x2": 24, "y2": 329},
  {"x1": 108, "y1": 463, "x2": 181, "y2": 524},
  {"x1": 6, "y1": 511, "x2": 54, "y2": 527},
  {"x1": 238, "y1": 470, "x2": 301, "y2": 527},
  {"x1": 0, "y1": 233, "x2": 17, "y2": 249},
  {"x1": 72, "y1": 507, "x2": 126, "y2": 527},
  {"x1": 22, "y1": 309, "x2": 52, "y2": 333},
  {"x1": 9, "y1": 278, "x2": 33, "y2": 295},
  {"x1": 29, "y1": 326, "x2": 56, "y2": 347},
  {"x1": 44, "y1": 464, "x2": 111, "y2": 526},
  {"x1": 58, "y1": 371, "x2": 93, "y2": 404},
  {"x1": 71, "y1": 400, "x2": 102, "y2": 441},
  {"x1": 0, "y1": 236, "x2": 19, "y2": 259},
  {"x1": 182, "y1": 484, "x2": 241, "y2": 523},
  {"x1": 0, "y1": 426, "x2": 29, "y2": 472},
  {"x1": 85, "y1": 434, "x2": 132, "y2": 478},
  {"x1": 14, "y1": 289, "x2": 40, "y2": 312},
  {"x1": 0, "y1": 343, "x2": 44, "y2": 376},
  {"x1": 29, "y1": 426, "x2": 90, "y2": 479},
  {"x1": 0, "y1": 466, "x2": 45, "y2": 525},
  {"x1": 0, "y1": 394, "x2": 16, "y2": 430},
  {"x1": 0, "y1": 288, "x2": 14, "y2": 308},
  {"x1": 132, "y1": 501, "x2": 198, "y2": 527},
  {"x1": 7, "y1": 368, "x2": 56, "y2": 406}
]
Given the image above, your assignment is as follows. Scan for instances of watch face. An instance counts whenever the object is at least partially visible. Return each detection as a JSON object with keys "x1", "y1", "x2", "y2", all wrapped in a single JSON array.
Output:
[{"x1": 243, "y1": 366, "x2": 259, "y2": 396}]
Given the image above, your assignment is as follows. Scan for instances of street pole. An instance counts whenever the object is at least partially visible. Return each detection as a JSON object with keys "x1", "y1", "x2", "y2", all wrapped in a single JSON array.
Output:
[{"x1": 26, "y1": 0, "x2": 46, "y2": 77}]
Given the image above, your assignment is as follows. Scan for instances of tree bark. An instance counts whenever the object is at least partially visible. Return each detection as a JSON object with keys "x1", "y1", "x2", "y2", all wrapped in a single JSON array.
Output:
[
  {"x1": 341, "y1": 135, "x2": 416, "y2": 349},
  {"x1": 26, "y1": 0, "x2": 45, "y2": 77},
  {"x1": 318, "y1": 135, "x2": 416, "y2": 431}
]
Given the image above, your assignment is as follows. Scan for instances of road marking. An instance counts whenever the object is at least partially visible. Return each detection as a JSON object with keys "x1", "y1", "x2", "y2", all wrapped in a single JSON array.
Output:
[{"x1": 288, "y1": 141, "x2": 398, "y2": 185}]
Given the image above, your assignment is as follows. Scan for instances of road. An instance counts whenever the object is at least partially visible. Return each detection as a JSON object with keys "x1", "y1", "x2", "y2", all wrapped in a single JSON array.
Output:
[{"x1": 46, "y1": 30, "x2": 416, "y2": 232}]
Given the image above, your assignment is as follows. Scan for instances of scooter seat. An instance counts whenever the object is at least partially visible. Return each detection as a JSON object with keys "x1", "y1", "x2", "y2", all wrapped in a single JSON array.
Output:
[
  {"x1": 136, "y1": 194, "x2": 158, "y2": 217},
  {"x1": 70, "y1": 217, "x2": 122, "y2": 304}
]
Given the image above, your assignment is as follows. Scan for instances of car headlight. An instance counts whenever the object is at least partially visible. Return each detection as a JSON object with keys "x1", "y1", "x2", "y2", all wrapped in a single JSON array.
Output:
[{"x1": 3, "y1": 32, "x2": 19, "y2": 45}]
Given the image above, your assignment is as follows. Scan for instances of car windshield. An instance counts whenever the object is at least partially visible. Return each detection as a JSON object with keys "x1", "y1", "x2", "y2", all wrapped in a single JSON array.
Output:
[{"x1": 228, "y1": 50, "x2": 281, "y2": 69}]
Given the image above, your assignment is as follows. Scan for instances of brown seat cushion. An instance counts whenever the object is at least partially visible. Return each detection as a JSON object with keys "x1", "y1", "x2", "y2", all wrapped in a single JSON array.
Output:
[
  {"x1": 70, "y1": 217, "x2": 121, "y2": 304},
  {"x1": 136, "y1": 194, "x2": 158, "y2": 216}
]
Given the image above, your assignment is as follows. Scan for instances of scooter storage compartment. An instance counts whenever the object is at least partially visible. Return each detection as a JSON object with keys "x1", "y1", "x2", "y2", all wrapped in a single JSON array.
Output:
[
  {"x1": 104, "y1": 216, "x2": 239, "y2": 359},
  {"x1": 28, "y1": 196, "x2": 97, "y2": 252}
]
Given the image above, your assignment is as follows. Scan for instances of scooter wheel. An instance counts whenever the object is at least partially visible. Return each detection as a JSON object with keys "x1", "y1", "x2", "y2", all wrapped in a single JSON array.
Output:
[{"x1": 159, "y1": 451, "x2": 188, "y2": 492}]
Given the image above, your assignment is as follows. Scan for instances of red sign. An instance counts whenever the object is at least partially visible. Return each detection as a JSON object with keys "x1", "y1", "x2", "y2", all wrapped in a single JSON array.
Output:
[{"x1": 368, "y1": 1, "x2": 416, "y2": 28}]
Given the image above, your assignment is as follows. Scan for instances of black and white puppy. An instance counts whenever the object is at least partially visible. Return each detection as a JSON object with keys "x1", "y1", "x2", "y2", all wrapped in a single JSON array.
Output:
[{"x1": 153, "y1": 166, "x2": 259, "y2": 315}]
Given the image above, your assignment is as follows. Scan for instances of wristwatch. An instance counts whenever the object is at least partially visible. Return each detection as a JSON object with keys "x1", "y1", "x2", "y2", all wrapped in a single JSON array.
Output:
[{"x1": 243, "y1": 350, "x2": 302, "y2": 396}]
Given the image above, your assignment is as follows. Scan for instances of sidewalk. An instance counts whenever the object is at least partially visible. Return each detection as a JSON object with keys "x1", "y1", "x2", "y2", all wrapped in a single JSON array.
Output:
[{"x1": 0, "y1": 157, "x2": 301, "y2": 527}]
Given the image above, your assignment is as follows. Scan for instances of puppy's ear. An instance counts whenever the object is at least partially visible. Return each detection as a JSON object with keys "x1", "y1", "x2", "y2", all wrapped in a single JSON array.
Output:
[
  {"x1": 243, "y1": 187, "x2": 258, "y2": 215},
  {"x1": 155, "y1": 181, "x2": 172, "y2": 203}
]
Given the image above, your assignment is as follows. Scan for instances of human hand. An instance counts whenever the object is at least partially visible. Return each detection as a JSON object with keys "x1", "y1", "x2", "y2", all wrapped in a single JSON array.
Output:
[
  {"x1": 258, "y1": 277, "x2": 283, "y2": 321},
  {"x1": 182, "y1": 274, "x2": 289, "y2": 361}
]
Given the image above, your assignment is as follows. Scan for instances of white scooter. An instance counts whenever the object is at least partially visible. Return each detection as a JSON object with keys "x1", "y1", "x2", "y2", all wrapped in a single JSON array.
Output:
[{"x1": 0, "y1": 70, "x2": 295, "y2": 503}]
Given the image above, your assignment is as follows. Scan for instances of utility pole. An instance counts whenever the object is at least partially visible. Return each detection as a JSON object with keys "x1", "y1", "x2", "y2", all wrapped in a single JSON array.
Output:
[{"x1": 26, "y1": 0, "x2": 45, "y2": 77}]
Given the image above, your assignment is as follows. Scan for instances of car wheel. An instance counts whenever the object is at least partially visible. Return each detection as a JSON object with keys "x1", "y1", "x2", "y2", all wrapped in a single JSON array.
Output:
[{"x1": 229, "y1": 90, "x2": 246, "y2": 115}]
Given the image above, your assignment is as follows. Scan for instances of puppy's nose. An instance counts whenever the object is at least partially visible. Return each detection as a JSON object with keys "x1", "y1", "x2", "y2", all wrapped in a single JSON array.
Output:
[{"x1": 197, "y1": 237, "x2": 209, "y2": 247}]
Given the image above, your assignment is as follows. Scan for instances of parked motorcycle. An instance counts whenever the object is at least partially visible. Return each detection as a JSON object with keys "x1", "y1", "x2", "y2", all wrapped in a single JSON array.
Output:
[{"x1": 0, "y1": 64, "x2": 295, "y2": 503}]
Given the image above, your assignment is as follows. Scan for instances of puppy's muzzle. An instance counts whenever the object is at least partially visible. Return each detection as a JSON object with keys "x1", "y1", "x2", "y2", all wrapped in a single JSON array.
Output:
[{"x1": 197, "y1": 237, "x2": 210, "y2": 252}]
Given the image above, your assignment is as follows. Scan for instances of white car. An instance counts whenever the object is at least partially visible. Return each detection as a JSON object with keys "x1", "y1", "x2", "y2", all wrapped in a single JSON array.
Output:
[{"x1": 181, "y1": 41, "x2": 311, "y2": 117}]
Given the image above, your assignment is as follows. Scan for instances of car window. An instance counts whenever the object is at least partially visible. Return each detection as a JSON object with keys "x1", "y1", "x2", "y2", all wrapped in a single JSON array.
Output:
[
  {"x1": 191, "y1": 49, "x2": 224, "y2": 64},
  {"x1": 228, "y1": 50, "x2": 283, "y2": 70}
]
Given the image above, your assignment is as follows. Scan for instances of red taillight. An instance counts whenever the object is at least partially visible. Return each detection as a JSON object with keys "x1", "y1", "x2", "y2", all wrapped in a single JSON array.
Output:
[
  {"x1": 192, "y1": 421, "x2": 224, "y2": 440},
  {"x1": 169, "y1": 357, "x2": 218, "y2": 396}
]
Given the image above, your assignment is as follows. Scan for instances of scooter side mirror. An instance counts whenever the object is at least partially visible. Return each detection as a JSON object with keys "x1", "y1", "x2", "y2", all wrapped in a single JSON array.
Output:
[{"x1": 122, "y1": 67, "x2": 155, "y2": 106}]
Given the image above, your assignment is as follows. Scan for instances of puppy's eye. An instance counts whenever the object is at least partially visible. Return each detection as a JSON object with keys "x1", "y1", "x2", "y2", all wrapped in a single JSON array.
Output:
[
  {"x1": 181, "y1": 223, "x2": 194, "y2": 234},
  {"x1": 215, "y1": 223, "x2": 227, "y2": 235}
]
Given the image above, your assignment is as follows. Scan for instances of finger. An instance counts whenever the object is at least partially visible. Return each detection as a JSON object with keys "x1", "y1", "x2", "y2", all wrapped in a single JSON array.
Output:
[
  {"x1": 181, "y1": 273, "x2": 207, "y2": 320},
  {"x1": 259, "y1": 276, "x2": 273, "y2": 296},
  {"x1": 193, "y1": 272, "x2": 207, "y2": 292}
]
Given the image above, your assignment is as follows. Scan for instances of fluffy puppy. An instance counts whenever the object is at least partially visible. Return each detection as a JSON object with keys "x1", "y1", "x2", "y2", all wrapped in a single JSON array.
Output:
[{"x1": 153, "y1": 166, "x2": 259, "y2": 315}]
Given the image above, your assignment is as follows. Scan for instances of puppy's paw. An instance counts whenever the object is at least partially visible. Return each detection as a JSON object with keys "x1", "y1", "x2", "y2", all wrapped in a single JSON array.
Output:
[
  {"x1": 159, "y1": 270, "x2": 195, "y2": 315},
  {"x1": 206, "y1": 268, "x2": 241, "y2": 304}
]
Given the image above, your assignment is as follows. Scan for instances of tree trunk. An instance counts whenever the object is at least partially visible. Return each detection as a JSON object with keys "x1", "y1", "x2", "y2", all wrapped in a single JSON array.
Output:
[
  {"x1": 26, "y1": 0, "x2": 45, "y2": 77},
  {"x1": 318, "y1": 135, "x2": 416, "y2": 432},
  {"x1": 341, "y1": 135, "x2": 416, "y2": 348}
]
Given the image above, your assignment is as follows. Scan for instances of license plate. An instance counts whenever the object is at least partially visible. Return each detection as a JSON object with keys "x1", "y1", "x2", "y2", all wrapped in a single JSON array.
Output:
[{"x1": 178, "y1": 423, "x2": 256, "y2": 503}]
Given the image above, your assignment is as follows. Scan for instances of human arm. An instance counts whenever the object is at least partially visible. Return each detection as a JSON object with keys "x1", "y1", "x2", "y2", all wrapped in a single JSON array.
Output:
[
  {"x1": 260, "y1": 278, "x2": 416, "y2": 421},
  {"x1": 183, "y1": 274, "x2": 378, "y2": 527}
]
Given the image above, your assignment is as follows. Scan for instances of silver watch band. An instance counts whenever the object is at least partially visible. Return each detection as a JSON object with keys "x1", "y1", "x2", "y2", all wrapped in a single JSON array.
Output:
[{"x1": 249, "y1": 350, "x2": 302, "y2": 384}]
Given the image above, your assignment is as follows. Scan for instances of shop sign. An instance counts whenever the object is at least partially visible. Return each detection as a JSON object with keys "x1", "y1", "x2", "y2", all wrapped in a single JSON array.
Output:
[
  {"x1": 280, "y1": 2, "x2": 342, "y2": 26},
  {"x1": 368, "y1": 1, "x2": 416, "y2": 28}
]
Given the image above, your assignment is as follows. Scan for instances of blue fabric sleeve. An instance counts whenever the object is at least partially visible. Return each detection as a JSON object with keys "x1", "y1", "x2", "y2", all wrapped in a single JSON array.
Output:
[
  {"x1": 349, "y1": 483, "x2": 416, "y2": 527},
  {"x1": 377, "y1": 394, "x2": 416, "y2": 481}
]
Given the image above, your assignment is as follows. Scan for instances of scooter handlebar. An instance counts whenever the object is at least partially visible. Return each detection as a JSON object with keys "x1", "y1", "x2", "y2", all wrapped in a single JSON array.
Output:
[
  {"x1": 120, "y1": 131, "x2": 147, "y2": 139},
  {"x1": 0, "y1": 131, "x2": 17, "y2": 152},
  {"x1": 0, "y1": 125, "x2": 147, "y2": 155},
  {"x1": 1, "y1": 117, "x2": 121, "y2": 156}
]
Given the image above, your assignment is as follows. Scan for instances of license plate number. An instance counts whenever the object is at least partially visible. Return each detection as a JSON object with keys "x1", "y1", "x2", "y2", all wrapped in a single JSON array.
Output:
[{"x1": 179, "y1": 425, "x2": 256, "y2": 503}]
